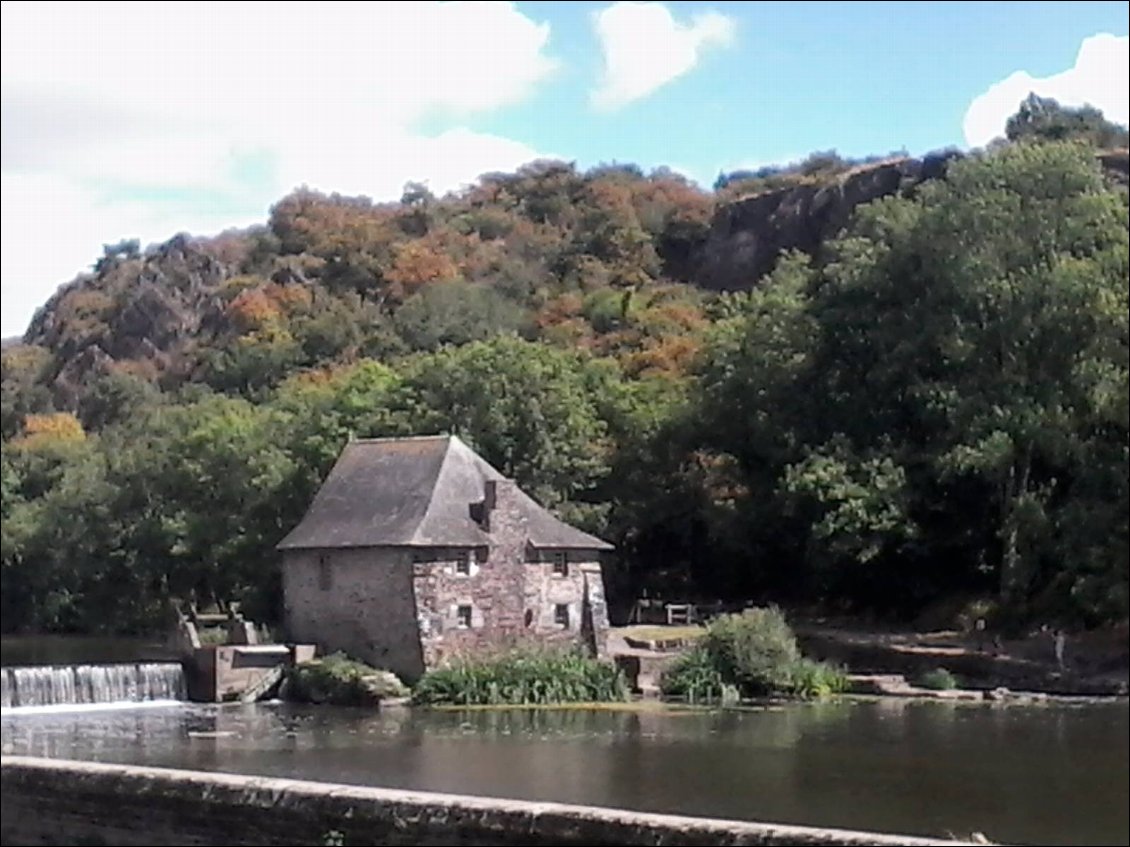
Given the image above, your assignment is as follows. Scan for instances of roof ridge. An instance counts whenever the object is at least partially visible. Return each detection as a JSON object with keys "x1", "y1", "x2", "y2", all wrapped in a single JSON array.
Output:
[{"x1": 348, "y1": 434, "x2": 452, "y2": 444}]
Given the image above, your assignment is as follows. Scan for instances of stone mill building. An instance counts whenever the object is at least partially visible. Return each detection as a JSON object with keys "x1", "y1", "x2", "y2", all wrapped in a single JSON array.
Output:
[{"x1": 277, "y1": 435, "x2": 613, "y2": 681}]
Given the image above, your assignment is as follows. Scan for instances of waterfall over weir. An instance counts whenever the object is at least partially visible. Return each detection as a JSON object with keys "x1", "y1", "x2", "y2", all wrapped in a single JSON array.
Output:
[{"x1": 1, "y1": 663, "x2": 186, "y2": 709}]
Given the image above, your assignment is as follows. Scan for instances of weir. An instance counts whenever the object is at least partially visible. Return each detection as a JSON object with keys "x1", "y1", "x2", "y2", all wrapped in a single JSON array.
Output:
[
  {"x1": 0, "y1": 756, "x2": 983, "y2": 846},
  {"x1": 0, "y1": 663, "x2": 185, "y2": 709}
]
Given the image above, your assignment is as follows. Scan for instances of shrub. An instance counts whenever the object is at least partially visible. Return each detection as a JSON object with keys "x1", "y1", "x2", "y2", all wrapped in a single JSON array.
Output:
[
  {"x1": 660, "y1": 607, "x2": 846, "y2": 701},
  {"x1": 285, "y1": 653, "x2": 408, "y2": 706},
  {"x1": 915, "y1": 667, "x2": 958, "y2": 691},
  {"x1": 412, "y1": 646, "x2": 628, "y2": 706}
]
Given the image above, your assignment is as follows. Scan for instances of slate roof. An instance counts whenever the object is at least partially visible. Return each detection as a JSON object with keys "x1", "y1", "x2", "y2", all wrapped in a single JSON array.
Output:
[{"x1": 277, "y1": 435, "x2": 613, "y2": 552}]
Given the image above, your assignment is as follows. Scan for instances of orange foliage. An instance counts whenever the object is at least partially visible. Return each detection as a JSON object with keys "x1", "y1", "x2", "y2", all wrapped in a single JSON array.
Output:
[
  {"x1": 384, "y1": 240, "x2": 459, "y2": 294},
  {"x1": 15, "y1": 412, "x2": 86, "y2": 448},
  {"x1": 226, "y1": 288, "x2": 282, "y2": 330},
  {"x1": 535, "y1": 294, "x2": 585, "y2": 329},
  {"x1": 265, "y1": 282, "x2": 313, "y2": 311},
  {"x1": 640, "y1": 301, "x2": 708, "y2": 335},
  {"x1": 630, "y1": 175, "x2": 714, "y2": 233},
  {"x1": 270, "y1": 189, "x2": 399, "y2": 260},
  {"x1": 622, "y1": 335, "x2": 702, "y2": 377}
]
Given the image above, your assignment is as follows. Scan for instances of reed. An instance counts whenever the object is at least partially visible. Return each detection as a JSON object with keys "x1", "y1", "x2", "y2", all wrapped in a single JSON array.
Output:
[{"x1": 412, "y1": 646, "x2": 629, "y2": 706}]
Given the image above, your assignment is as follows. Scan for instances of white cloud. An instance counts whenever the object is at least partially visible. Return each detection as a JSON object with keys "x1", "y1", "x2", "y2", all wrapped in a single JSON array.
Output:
[
  {"x1": 963, "y1": 33, "x2": 1129, "y2": 149},
  {"x1": 0, "y1": 1, "x2": 556, "y2": 336},
  {"x1": 590, "y1": 2, "x2": 734, "y2": 111}
]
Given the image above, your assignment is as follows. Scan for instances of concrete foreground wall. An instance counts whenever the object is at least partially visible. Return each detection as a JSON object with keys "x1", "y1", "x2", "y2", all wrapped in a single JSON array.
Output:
[{"x1": 0, "y1": 756, "x2": 978, "y2": 847}]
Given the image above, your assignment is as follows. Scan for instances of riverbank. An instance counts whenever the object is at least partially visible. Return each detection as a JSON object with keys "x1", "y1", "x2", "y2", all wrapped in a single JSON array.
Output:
[
  {"x1": 607, "y1": 621, "x2": 1128, "y2": 701},
  {"x1": 794, "y1": 621, "x2": 1129, "y2": 697}
]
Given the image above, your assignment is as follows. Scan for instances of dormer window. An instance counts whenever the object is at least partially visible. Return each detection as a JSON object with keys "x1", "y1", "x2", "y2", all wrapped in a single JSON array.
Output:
[
  {"x1": 455, "y1": 550, "x2": 471, "y2": 575},
  {"x1": 551, "y1": 551, "x2": 568, "y2": 577}
]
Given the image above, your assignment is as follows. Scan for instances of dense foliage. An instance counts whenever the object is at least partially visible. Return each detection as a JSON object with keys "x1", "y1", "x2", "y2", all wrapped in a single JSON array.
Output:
[
  {"x1": 2, "y1": 99, "x2": 1127, "y2": 634},
  {"x1": 660, "y1": 607, "x2": 847, "y2": 701},
  {"x1": 411, "y1": 647, "x2": 628, "y2": 705}
]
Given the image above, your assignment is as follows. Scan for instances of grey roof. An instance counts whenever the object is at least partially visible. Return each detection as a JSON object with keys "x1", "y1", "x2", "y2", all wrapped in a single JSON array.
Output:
[{"x1": 277, "y1": 435, "x2": 613, "y2": 552}]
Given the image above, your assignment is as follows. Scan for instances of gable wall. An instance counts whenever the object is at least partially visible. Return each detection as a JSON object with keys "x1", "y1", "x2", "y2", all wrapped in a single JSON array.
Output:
[{"x1": 413, "y1": 480, "x2": 609, "y2": 667}]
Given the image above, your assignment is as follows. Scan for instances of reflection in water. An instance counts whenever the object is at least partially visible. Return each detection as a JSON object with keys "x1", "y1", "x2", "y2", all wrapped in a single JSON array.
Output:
[{"x1": 2, "y1": 699, "x2": 1127, "y2": 846}]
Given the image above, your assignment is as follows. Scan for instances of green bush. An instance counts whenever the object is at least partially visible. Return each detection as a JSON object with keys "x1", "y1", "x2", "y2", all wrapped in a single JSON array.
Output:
[
  {"x1": 784, "y1": 657, "x2": 849, "y2": 698},
  {"x1": 660, "y1": 607, "x2": 846, "y2": 701},
  {"x1": 915, "y1": 667, "x2": 958, "y2": 691},
  {"x1": 656, "y1": 644, "x2": 726, "y2": 703},
  {"x1": 285, "y1": 653, "x2": 408, "y2": 706},
  {"x1": 412, "y1": 646, "x2": 628, "y2": 706}
]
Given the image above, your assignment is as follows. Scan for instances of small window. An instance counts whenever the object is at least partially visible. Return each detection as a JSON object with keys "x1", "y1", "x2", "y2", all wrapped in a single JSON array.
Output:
[
  {"x1": 318, "y1": 556, "x2": 333, "y2": 591},
  {"x1": 455, "y1": 550, "x2": 471, "y2": 575},
  {"x1": 551, "y1": 551, "x2": 568, "y2": 577},
  {"x1": 457, "y1": 604, "x2": 473, "y2": 629},
  {"x1": 554, "y1": 603, "x2": 570, "y2": 629}
]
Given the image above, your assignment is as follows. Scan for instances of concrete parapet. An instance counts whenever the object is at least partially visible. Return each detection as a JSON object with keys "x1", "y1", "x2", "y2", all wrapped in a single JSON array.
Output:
[{"x1": 1, "y1": 756, "x2": 983, "y2": 846}]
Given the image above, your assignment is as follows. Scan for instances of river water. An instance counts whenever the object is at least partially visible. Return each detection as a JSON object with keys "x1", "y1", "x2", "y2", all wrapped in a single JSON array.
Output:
[{"x1": 2, "y1": 698, "x2": 1127, "y2": 845}]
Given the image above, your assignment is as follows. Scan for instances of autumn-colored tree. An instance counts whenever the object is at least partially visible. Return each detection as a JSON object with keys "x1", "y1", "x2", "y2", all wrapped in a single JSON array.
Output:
[{"x1": 15, "y1": 413, "x2": 86, "y2": 448}]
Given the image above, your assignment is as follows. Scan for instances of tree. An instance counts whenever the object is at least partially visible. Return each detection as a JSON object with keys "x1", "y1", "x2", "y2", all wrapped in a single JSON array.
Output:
[
  {"x1": 1005, "y1": 93, "x2": 1129, "y2": 148},
  {"x1": 400, "y1": 336, "x2": 615, "y2": 509},
  {"x1": 813, "y1": 142, "x2": 1129, "y2": 609},
  {"x1": 93, "y1": 238, "x2": 141, "y2": 273}
]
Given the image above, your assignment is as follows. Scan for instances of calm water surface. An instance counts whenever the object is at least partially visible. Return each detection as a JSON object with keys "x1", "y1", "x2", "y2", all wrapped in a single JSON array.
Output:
[{"x1": 3, "y1": 699, "x2": 1127, "y2": 845}]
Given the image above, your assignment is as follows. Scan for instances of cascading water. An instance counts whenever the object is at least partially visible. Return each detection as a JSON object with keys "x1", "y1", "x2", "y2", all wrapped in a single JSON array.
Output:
[{"x1": 1, "y1": 662, "x2": 186, "y2": 708}]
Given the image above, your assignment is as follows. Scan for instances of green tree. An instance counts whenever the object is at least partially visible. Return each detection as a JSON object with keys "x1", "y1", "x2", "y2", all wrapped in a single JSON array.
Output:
[
  {"x1": 814, "y1": 142, "x2": 1129, "y2": 609},
  {"x1": 400, "y1": 336, "x2": 614, "y2": 508},
  {"x1": 1005, "y1": 93, "x2": 1129, "y2": 148}
]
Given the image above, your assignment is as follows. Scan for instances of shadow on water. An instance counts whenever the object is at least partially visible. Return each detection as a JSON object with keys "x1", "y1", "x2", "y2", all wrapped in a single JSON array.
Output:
[{"x1": 3, "y1": 698, "x2": 1127, "y2": 846}]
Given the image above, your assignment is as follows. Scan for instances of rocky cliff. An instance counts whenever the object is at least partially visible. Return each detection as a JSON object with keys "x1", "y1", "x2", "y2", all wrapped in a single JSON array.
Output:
[
  {"x1": 698, "y1": 148, "x2": 1128, "y2": 290},
  {"x1": 19, "y1": 233, "x2": 235, "y2": 406},
  {"x1": 697, "y1": 153, "x2": 960, "y2": 290}
]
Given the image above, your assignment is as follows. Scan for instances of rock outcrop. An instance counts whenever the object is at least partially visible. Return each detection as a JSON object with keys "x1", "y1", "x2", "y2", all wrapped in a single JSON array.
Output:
[
  {"x1": 697, "y1": 148, "x2": 1128, "y2": 291},
  {"x1": 698, "y1": 153, "x2": 960, "y2": 290},
  {"x1": 22, "y1": 234, "x2": 234, "y2": 400}
]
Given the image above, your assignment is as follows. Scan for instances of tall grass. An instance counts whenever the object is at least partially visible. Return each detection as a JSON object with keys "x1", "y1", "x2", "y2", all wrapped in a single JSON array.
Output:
[
  {"x1": 660, "y1": 607, "x2": 846, "y2": 702},
  {"x1": 412, "y1": 646, "x2": 629, "y2": 706}
]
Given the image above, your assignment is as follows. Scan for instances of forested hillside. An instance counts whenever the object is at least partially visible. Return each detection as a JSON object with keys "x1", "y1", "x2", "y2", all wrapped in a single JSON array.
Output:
[{"x1": 2, "y1": 96, "x2": 1127, "y2": 634}]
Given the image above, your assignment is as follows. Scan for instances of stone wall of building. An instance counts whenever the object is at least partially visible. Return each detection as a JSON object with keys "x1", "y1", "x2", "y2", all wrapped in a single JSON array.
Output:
[
  {"x1": 412, "y1": 480, "x2": 610, "y2": 667},
  {"x1": 283, "y1": 482, "x2": 613, "y2": 678},
  {"x1": 0, "y1": 757, "x2": 974, "y2": 847},
  {"x1": 282, "y1": 548, "x2": 424, "y2": 681}
]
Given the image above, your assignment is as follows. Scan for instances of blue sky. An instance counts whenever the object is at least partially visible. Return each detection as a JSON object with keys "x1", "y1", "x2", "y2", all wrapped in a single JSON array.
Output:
[{"x1": 1, "y1": 1, "x2": 1127, "y2": 336}]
